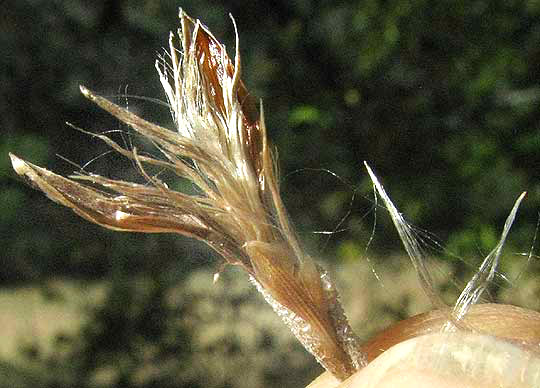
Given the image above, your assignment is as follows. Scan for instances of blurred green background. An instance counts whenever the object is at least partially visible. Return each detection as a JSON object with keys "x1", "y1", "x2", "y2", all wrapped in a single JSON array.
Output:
[{"x1": 1, "y1": 1, "x2": 540, "y2": 387}]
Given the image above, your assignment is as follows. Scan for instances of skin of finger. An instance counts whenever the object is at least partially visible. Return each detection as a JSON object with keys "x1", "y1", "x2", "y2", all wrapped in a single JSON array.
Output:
[
  {"x1": 306, "y1": 333, "x2": 540, "y2": 388},
  {"x1": 362, "y1": 304, "x2": 540, "y2": 362},
  {"x1": 304, "y1": 371, "x2": 340, "y2": 388},
  {"x1": 304, "y1": 369, "x2": 472, "y2": 388},
  {"x1": 306, "y1": 365, "x2": 477, "y2": 388}
]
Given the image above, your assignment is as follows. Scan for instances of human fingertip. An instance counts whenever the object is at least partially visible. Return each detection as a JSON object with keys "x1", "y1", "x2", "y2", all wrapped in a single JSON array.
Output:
[{"x1": 340, "y1": 333, "x2": 540, "y2": 388}]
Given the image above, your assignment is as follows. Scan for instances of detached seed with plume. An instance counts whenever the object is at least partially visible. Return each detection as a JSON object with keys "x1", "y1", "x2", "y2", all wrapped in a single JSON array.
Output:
[{"x1": 10, "y1": 10, "x2": 364, "y2": 380}]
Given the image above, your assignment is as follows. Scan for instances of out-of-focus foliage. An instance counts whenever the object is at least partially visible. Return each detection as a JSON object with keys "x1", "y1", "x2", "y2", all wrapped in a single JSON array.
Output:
[
  {"x1": 0, "y1": 259, "x2": 457, "y2": 388},
  {"x1": 2, "y1": 0, "x2": 540, "y2": 387}
]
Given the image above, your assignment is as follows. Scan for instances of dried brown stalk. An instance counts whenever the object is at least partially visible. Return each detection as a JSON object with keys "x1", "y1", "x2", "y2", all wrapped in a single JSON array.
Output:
[{"x1": 10, "y1": 10, "x2": 364, "y2": 380}]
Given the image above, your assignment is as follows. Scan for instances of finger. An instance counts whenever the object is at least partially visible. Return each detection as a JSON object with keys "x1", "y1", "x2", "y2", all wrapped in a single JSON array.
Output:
[
  {"x1": 362, "y1": 304, "x2": 540, "y2": 362},
  {"x1": 306, "y1": 304, "x2": 540, "y2": 388},
  {"x1": 305, "y1": 371, "x2": 340, "y2": 388},
  {"x1": 333, "y1": 333, "x2": 540, "y2": 388}
]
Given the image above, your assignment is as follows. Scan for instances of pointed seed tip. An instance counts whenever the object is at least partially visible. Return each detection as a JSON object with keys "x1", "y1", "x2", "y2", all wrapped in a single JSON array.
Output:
[
  {"x1": 79, "y1": 85, "x2": 90, "y2": 96},
  {"x1": 364, "y1": 162, "x2": 375, "y2": 177},
  {"x1": 80, "y1": 86, "x2": 96, "y2": 100},
  {"x1": 8, "y1": 152, "x2": 18, "y2": 163},
  {"x1": 9, "y1": 153, "x2": 26, "y2": 174}
]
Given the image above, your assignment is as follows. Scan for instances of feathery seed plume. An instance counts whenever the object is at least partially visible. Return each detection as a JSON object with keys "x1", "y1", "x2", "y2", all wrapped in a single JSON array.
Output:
[{"x1": 10, "y1": 10, "x2": 364, "y2": 380}]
